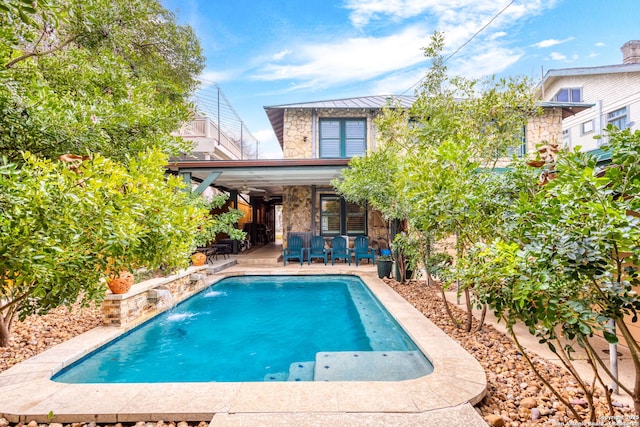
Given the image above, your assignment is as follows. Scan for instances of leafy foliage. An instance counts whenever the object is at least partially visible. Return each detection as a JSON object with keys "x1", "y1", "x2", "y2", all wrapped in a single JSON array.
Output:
[
  {"x1": 0, "y1": 0, "x2": 241, "y2": 348},
  {"x1": 0, "y1": 151, "x2": 219, "y2": 344},
  {"x1": 0, "y1": 0, "x2": 204, "y2": 162},
  {"x1": 470, "y1": 127, "x2": 640, "y2": 416}
]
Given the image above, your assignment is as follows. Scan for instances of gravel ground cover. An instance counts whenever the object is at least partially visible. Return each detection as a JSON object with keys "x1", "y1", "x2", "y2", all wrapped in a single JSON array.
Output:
[{"x1": 0, "y1": 279, "x2": 636, "y2": 427}]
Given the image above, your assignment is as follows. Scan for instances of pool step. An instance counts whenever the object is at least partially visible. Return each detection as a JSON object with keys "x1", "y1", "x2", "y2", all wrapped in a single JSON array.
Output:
[
  {"x1": 263, "y1": 372, "x2": 288, "y2": 381},
  {"x1": 347, "y1": 283, "x2": 411, "y2": 351},
  {"x1": 287, "y1": 361, "x2": 315, "y2": 381},
  {"x1": 314, "y1": 351, "x2": 432, "y2": 381},
  {"x1": 263, "y1": 361, "x2": 315, "y2": 382}
]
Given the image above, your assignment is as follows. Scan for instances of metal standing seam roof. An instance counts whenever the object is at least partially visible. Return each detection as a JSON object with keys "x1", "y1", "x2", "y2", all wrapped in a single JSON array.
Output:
[{"x1": 264, "y1": 95, "x2": 416, "y2": 149}]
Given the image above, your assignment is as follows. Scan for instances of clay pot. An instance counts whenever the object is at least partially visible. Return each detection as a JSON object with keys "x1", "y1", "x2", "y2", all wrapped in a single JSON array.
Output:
[
  {"x1": 526, "y1": 159, "x2": 545, "y2": 168},
  {"x1": 107, "y1": 271, "x2": 135, "y2": 294},
  {"x1": 191, "y1": 252, "x2": 206, "y2": 266}
]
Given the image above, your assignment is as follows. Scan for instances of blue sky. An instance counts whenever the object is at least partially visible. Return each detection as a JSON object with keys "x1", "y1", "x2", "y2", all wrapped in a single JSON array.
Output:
[{"x1": 161, "y1": 0, "x2": 640, "y2": 159}]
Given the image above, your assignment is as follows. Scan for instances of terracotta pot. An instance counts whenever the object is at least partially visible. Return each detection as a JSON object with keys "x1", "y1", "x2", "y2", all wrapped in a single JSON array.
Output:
[
  {"x1": 191, "y1": 252, "x2": 206, "y2": 266},
  {"x1": 107, "y1": 271, "x2": 135, "y2": 294},
  {"x1": 526, "y1": 159, "x2": 545, "y2": 168}
]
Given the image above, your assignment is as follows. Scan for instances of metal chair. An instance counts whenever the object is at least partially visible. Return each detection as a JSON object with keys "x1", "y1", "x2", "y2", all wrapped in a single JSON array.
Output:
[
  {"x1": 283, "y1": 234, "x2": 305, "y2": 266},
  {"x1": 353, "y1": 235, "x2": 375, "y2": 266},
  {"x1": 331, "y1": 235, "x2": 350, "y2": 265},
  {"x1": 307, "y1": 236, "x2": 329, "y2": 265}
]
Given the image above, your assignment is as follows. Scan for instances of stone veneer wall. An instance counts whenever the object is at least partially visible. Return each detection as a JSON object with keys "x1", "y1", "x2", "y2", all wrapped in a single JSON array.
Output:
[
  {"x1": 525, "y1": 108, "x2": 563, "y2": 152},
  {"x1": 101, "y1": 266, "x2": 210, "y2": 327},
  {"x1": 282, "y1": 186, "x2": 312, "y2": 245},
  {"x1": 281, "y1": 107, "x2": 388, "y2": 247}
]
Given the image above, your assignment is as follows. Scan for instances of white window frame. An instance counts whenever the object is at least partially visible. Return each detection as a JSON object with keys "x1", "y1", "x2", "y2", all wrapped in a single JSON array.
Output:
[
  {"x1": 581, "y1": 120, "x2": 594, "y2": 135},
  {"x1": 562, "y1": 128, "x2": 571, "y2": 148},
  {"x1": 553, "y1": 87, "x2": 582, "y2": 103},
  {"x1": 607, "y1": 107, "x2": 628, "y2": 130}
]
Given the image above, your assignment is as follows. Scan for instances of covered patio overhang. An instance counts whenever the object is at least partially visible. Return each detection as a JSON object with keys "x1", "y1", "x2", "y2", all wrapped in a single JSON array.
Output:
[{"x1": 166, "y1": 158, "x2": 351, "y2": 198}]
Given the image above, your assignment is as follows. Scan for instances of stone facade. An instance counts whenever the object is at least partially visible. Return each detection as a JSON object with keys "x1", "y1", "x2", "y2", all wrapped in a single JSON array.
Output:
[
  {"x1": 101, "y1": 266, "x2": 212, "y2": 327},
  {"x1": 525, "y1": 108, "x2": 563, "y2": 152},
  {"x1": 280, "y1": 103, "x2": 564, "y2": 249},
  {"x1": 282, "y1": 107, "x2": 383, "y2": 245},
  {"x1": 283, "y1": 109, "x2": 313, "y2": 159}
]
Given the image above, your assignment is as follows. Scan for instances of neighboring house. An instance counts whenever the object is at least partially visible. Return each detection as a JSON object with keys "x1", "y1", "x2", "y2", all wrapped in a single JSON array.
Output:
[
  {"x1": 174, "y1": 111, "x2": 243, "y2": 161},
  {"x1": 540, "y1": 40, "x2": 640, "y2": 160}
]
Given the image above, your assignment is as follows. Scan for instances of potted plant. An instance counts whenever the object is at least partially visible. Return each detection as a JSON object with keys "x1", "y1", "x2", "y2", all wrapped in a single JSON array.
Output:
[
  {"x1": 106, "y1": 270, "x2": 135, "y2": 294},
  {"x1": 190, "y1": 251, "x2": 207, "y2": 266},
  {"x1": 377, "y1": 249, "x2": 393, "y2": 279}
]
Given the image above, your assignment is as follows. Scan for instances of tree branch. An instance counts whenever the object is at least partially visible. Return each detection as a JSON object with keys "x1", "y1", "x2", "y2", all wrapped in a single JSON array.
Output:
[{"x1": 5, "y1": 35, "x2": 79, "y2": 69}]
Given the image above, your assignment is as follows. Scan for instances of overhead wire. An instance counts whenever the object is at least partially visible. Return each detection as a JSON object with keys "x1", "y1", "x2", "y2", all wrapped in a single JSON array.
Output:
[{"x1": 402, "y1": 0, "x2": 515, "y2": 95}]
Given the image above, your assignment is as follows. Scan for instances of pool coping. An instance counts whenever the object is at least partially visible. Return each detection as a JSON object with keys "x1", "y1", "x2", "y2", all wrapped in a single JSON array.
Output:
[{"x1": 0, "y1": 266, "x2": 487, "y2": 424}]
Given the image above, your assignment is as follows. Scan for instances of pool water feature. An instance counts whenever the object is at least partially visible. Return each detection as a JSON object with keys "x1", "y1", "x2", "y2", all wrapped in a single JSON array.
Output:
[{"x1": 52, "y1": 275, "x2": 433, "y2": 383}]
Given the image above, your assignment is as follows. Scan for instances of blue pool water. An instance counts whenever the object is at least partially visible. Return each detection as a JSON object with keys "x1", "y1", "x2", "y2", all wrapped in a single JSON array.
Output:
[{"x1": 53, "y1": 275, "x2": 432, "y2": 383}]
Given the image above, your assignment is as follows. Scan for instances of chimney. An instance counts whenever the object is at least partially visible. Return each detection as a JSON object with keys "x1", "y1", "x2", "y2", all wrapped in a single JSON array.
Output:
[{"x1": 621, "y1": 40, "x2": 640, "y2": 64}]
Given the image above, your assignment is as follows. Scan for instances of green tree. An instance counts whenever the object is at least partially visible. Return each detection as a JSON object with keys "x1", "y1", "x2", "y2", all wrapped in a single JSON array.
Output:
[
  {"x1": 0, "y1": 1, "x2": 246, "y2": 347},
  {"x1": 473, "y1": 127, "x2": 640, "y2": 418},
  {"x1": 0, "y1": 150, "x2": 227, "y2": 347},
  {"x1": 335, "y1": 32, "x2": 538, "y2": 328},
  {"x1": 0, "y1": 0, "x2": 204, "y2": 162}
]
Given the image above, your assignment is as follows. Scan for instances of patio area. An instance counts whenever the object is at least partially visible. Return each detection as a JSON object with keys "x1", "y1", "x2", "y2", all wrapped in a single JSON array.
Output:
[{"x1": 0, "y1": 244, "x2": 488, "y2": 426}]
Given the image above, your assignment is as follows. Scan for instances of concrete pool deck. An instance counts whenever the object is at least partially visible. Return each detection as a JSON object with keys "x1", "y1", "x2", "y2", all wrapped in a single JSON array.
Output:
[{"x1": 0, "y1": 246, "x2": 488, "y2": 426}]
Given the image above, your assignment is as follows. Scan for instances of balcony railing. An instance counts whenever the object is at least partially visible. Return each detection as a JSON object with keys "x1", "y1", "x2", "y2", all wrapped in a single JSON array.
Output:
[{"x1": 177, "y1": 118, "x2": 243, "y2": 159}]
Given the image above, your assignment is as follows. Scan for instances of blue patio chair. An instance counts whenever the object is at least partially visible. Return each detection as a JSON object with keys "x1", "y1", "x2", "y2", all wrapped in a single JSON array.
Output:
[
  {"x1": 331, "y1": 235, "x2": 350, "y2": 265},
  {"x1": 283, "y1": 234, "x2": 305, "y2": 266},
  {"x1": 353, "y1": 235, "x2": 375, "y2": 266},
  {"x1": 308, "y1": 236, "x2": 329, "y2": 265}
]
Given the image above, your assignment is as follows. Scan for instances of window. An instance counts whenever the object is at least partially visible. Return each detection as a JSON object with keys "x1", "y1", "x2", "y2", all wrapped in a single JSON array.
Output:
[
  {"x1": 581, "y1": 120, "x2": 594, "y2": 134},
  {"x1": 553, "y1": 88, "x2": 582, "y2": 102},
  {"x1": 607, "y1": 107, "x2": 628, "y2": 130},
  {"x1": 506, "y1": 126, "x2": 526, "y2": 157},
  {"x1": 319, "y1": 119, "x2": 366, "y2": 158},
  {"x1": 320, "y1": 195, "x2": 366, "y2": 236},
  {"x1": 562, "y1": 129, "x2": 571, "y2": 147}
]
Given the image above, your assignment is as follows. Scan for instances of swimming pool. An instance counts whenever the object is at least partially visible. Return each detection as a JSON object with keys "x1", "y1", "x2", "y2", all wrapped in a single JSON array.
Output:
[{"x1": 52, "y1": 275, "x2": 433, "y2": 383}]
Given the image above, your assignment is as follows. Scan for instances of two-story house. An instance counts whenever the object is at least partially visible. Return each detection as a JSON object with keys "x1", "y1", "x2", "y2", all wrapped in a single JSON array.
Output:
[
  {"x1": 540, "y1": 40, "x2": 640, "y2": 160},
  {"x1": 168, "y1": 94, "x2": 589, "y2": 253}
]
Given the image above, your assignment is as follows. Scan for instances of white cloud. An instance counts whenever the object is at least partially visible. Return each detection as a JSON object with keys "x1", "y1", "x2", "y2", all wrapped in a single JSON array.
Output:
[
  {"x1": 595, "y1": 42, "x2": 605, "y2": 47},
  {"x1": 451, "y1": 47, "x2": 523, "y2": 79},
  {"x1": 532, "y1": 37, "x2": 575, "y2": 48},
  {"x1": 343, "y1": 0, "x2": 510, "y2": 28},
  {"x1": 253, "y1": 26, "x2": 429, "y2": 88},
  {"x1": 548, "y1": 52, "x2": 578, "y2": 63},
  {"x1": 254, "y1": 128, "x2": 283, "y2": 159},
  {"x1": 250, "y1": 0, "x2": 556, "y2": 91},
  {"x1": 198, "y1": 70, "x2": 233, "y2": 85},
  {"x1": 271, "y1": 50, "x2": 291, "y2": 61}
]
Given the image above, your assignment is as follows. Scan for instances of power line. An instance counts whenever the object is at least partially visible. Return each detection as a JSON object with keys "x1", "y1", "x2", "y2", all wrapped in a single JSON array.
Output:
[{"x1": 402, "y1": 0, "x2": 515, "y2": 95}]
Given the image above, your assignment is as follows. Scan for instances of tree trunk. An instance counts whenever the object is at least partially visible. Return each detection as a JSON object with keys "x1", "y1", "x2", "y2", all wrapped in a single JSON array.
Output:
[
  {"x1": 464, "y1": 287, "x2": 473, "y2": 332},
  {"x1": 0, "y1": 314, "x2": 11, "y2": 347}
]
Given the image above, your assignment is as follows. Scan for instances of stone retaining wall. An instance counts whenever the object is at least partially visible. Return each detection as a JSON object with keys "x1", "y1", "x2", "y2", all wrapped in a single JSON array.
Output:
[{"x1": 101, "y1": 265, "x2": 212, "y2": 327}]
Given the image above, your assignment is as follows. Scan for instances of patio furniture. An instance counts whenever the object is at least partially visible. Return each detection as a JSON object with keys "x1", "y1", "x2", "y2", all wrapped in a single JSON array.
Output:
[
  {"x1": 195, "y1": 246, "x2": 218, "y2": 264},
  {"x1": 353, "y1": 235, "x2": 375, "y2": 266},
  {"x1": 283, "y1": 234, "x2": 305, "y2": 266},
  {"x1": 307, "y1": 236, "x2": 329, "y2": 265},
  {"x1": 331, "y1": 235, "x2": 350, "y2": 265}
]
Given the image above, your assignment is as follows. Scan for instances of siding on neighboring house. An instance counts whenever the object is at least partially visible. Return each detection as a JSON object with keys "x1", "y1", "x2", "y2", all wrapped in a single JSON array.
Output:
[{"x1": 544, "y1": 72, "x2": 640, "y2": 152}]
